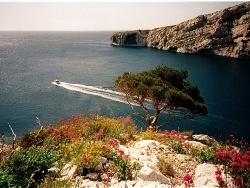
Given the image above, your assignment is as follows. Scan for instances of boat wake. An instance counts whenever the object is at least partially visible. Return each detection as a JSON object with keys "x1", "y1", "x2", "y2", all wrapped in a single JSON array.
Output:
[{"x1": 52, "y1": 81, "x2": 137, "y2": 105}]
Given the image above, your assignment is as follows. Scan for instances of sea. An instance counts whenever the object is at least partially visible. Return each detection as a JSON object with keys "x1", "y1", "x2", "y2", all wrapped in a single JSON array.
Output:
[{"x1": 0, "y1": 31, "x2": 250, "y2": 142}]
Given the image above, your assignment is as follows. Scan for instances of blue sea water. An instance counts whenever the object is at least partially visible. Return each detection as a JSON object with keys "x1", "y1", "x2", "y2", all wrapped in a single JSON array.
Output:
[{"x1": 0, "y1": 31, "x2": 250, "y2": 142}]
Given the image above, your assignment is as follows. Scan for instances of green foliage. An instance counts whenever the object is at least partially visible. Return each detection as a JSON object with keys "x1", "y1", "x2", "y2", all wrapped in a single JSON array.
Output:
[
  {"x1": 3, "y1": 146, "x2": 58, "y2": 187},
  {"x1": 112, "y1": 154, "x2": 139, "y2": 181},
  {"x1": 115, "y1": 65, "x2": 207, "y2": 128},
  {"x1": 192, "y1": 147, "x2": 217, "y2": 163},
  {"x1": 0, "y1": 170, "x2": 15, "y2": 187},
  {"x1": 170, "y1": 141, "x2": 186, "y2": 154},
  {"x1": 104, "y1": 139, "x2": 139, "y2": 181},
  {"x1": 38, "y1": 177, "x2": 74, "y2": 188}
]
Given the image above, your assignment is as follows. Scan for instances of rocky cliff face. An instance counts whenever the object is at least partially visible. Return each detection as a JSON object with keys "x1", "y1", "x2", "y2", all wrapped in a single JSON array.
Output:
[
  {"x1": 110, "y1": 30, "x2": 149, "y2": 47},
  {"x1": 110, "y1": 2, "x2": 250, "y2": 58}
]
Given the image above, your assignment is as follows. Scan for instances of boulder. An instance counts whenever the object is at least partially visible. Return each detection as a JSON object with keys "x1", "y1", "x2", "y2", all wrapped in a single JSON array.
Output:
[
  {"x1": 61, "y1": 162, "x2": 77, "y2": 179},
  {"x1": 194, "y1": 163, "x2": 233, "y2": 187},
  {"x1": 139, "y1": 166, "x2": 171, "y2": 185}
]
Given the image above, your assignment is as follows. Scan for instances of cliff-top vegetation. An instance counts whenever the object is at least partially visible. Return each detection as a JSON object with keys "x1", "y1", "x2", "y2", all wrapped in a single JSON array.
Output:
[{"x1": 0, "y1": 111, "x2": 249, "y2": 187}]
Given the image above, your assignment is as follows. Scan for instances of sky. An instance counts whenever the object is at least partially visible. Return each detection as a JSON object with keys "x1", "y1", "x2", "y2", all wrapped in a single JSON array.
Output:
[{"x1": 0, "y1": 1, "x2": 245, "y2": 31}]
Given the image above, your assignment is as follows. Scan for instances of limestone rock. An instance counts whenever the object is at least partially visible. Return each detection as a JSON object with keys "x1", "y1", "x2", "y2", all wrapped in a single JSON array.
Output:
[
  {"x1": 61, "y1": 162, "x2": 77, "y2": 179},
  {"x1": 110, "y1": 2, "x2": 250, "y2": 58},
  {"x1": 110, "y1": 180, "x2": 171, "y2": 188},
  {"x1": 194, "y1": 163, "x2": 233, "y2": 187},
  {"x1": 110, "y1": 30, "x2": 149, "y2": 47},
  {"x1": 139, "y1": 166, "x2": 171, "y2": 185},
  {"x1": 192, "y1": 134, "x2": 217, "y2": 145},
  {"x1": 78, "y1": 179, "x2": 106, "y2": 188},
  {"x1": 184, "y1": 140, "x2": 207, "y2": 149}
]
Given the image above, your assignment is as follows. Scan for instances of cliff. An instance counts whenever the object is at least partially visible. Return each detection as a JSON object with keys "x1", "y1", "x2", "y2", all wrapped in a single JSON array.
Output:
[{"x1": 110, "y1": 2, "x2": 250, "y2": 58}]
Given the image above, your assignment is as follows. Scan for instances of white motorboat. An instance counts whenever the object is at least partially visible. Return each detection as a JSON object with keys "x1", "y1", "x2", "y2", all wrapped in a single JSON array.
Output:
[{"x1": 54, "y1": 80, "x2": 60, "y2": 84}]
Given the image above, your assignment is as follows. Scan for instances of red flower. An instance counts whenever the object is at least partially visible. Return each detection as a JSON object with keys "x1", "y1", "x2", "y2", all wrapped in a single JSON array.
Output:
[
  {"x1": 231, "y1": 161, "x2": 240, "y2": 168},
  {"x1": 183, "y1": 173, "x2": 193, "y2": 184},
  {"x1": 101, "y1": 145, "x2": 108, "y2": 151},
  {"x1": 94, "y1": 129, "x2": 103, "y2": 140},
  {"x1": 241, "y1": 161, "x2": 249, "y2": 169},
  {"x1": 55, "y1": 135, "x2": 61, "y2": 141},
  {"x1": 215, "y1": 151, "x2": 231, "y2": 159},
  {"x1": 232, "y1": 152, "x2": 242, "y2": 162},
  {"x1": 118, "y1": 149, "x2": 125, "y2": 157},
  {"x1": 82, "y1": 156, "x2": 88, "y2": 163},
  {"x1": 215, "y1": 169, "x2": 222, "y2": 175},
  {"x1": 108, "y1": 139, "x2": 119, "y2": 148},
  {"x1": 215, "y1": 168, "x2": 225, "y2": 186},
  {"x1": 242, "y1": 154, "x2": 250, "y2": 161},
  {"x1": 216, "y1": 175, "x2": 224, "y2": 184},
  {"x1": 233, "y1": 178, "x2": 242, "y2": 186},
  {"x1": 245, "y1": 151, "x2": 250, "y2": 156}
]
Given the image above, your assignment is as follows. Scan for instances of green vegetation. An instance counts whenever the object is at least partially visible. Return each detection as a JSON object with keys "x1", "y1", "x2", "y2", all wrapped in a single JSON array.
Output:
[
  {"x1": 115, "y1": 65, "x2": 207, "y2": 129},
  {"x1": 0, "y1": 113, "x2": 249, "y2": 187},
  {"x1": 0, "y1": 113, "x2": 139, "y2": 187},
  {"x1": 157, "y1": 156, "x2": 175, "y2": 177}
]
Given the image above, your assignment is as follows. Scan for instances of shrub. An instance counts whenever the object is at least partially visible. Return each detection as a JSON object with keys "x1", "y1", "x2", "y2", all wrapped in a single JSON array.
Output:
[
  {"x1": 161, "y1": 130, "x2": 187, "y2": 154},
  {"x1": 106, "y1": 139, "x2": 139, "y2": 181},
  {"x1": 19, "y1": 129, "x2": 52, "y2": 149},
  {"x1": 0, "y1": 170, "x2": 15, "y2": 187},
  {"x1": 59, "y1": 140, "x2": 106, "y2": 171},
  {"x1": 43, "y1": 114, "x2": 137, "y2": 147},
  {"x1": 3, "y1": 146, "x2": 58, "y2": 187},
  {"x1": 139, "y1": 129, "x2": 162, "y2": 141},
  {"x1": 215, "y1": 147, "x2": 250, "y2": 187},
  {"x1": 157, "y1": 156, "x2": 175, "y2": 177}
]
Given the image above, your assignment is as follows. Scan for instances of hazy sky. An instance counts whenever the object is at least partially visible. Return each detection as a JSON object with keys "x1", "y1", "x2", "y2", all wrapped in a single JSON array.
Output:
[{"x1": 0, "y1": 1, "x2": 245, "y2": 31}]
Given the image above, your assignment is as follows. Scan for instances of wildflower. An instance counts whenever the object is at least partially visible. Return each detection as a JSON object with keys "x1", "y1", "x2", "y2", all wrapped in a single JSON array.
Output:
[
  {"x1": 101, "y1": 145, "x2": 108, "y2": 151},
  {"x1": 245, "y1": 151, "x2": 250, "y2": 156},
  {"x1": 215, "y1": 169, "x2": 222, "y2": 175},
  {"x1": 215, "y1": 169, "x2": 225, "y2": 186},
  {"x1": 242, "y1": 154, "x2": 250, "y2": 161},
  {"x1": 231, "y1": 161, "x2": 240, "y2": 168},
  {"x1": 108, "y1": 138, "x2": 119, "y2": 148},
  {"x1": 183, "y1": 173, "x2": 193, "y2": 185},
  {"x1": 118, "y1": 149, "x2": 125, "y2": 157},
  {"x1": 94, "y1": 129, "x2": 103, "y2": 140},
  {"x1": 241, "y1": 160, "x2": 249, "y2": 169},
  {"x1": 82, "y1": 156, "x2": 88, "y2": 163},
  {"x1": 232, "y1": 152, "x2": 242, "y2": 162},
  {"x1": 233, "y1": 178, "x2": 242, "y2": 186},
  {"x1": 216, "y1": 175, "x2": 225, "y2": 184},
  {"x1": 215, "y1": 151, "x2": 231, "y2": 160},
  {"x1": 55, "y1": 135, "x2": 61, "y2": 141}
]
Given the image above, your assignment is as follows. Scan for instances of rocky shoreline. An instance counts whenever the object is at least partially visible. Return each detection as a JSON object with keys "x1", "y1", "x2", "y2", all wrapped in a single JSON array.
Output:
[{"x1": 110, "y1": 2, "x2": 250, "y2": 59}]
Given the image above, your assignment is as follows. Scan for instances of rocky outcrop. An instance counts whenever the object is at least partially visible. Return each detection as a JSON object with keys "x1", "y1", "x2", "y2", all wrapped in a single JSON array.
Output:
[
  {"x1": 54, "y1": 136, "x2": 231, "y2": 188},
  {"x1": 110, "y1": 2, "x2": 250, "y2": 58},
  {"x1": 110, "y1": 30, "x2": 149, "y2": 47}
]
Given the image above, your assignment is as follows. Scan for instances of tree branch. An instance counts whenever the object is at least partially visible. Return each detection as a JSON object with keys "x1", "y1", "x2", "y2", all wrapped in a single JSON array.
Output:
[
  {"x1": 8, "y1": 123, "x2": 16, "y2": 156},
  {"x1": 35, "y1": 117, "x2": 44, "y2": 138}
]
